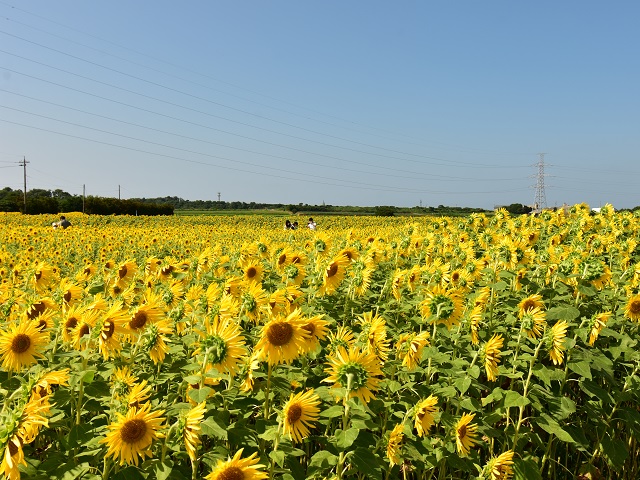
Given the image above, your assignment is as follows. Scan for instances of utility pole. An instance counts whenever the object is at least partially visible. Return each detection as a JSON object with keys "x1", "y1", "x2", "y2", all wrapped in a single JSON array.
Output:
[
  {"x1": 19, "y1": 156, "x2": 28, "y2": 212},
  {"x1": 118, "y1": 185, "x2": 121, "y2": 200},
  {"x1": 533, "y1": 153, "x2": 547, "y2": 212},
  {"x1": 217, "y1": 192, "x2": 221, "y2": 202}
]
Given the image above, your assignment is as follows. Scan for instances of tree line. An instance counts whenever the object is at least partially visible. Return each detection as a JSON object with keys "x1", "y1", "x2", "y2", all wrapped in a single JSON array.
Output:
[
  {"x1": 0, "y1": 188, "x2": 173, "y2": 215},
  {"x1": 2, "y1": 187, "x2": 563, "y2": 216}
]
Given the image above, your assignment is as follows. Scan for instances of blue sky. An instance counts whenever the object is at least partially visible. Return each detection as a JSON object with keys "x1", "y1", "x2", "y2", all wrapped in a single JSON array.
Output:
[{"x1": 1, "y1": 1, "x2": 638, "y2": 209}]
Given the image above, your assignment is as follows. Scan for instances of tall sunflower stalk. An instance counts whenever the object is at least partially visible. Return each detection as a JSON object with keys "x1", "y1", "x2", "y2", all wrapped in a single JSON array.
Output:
[{"x1": 512, "y1": 332, "x2": 545, "y2": 449}]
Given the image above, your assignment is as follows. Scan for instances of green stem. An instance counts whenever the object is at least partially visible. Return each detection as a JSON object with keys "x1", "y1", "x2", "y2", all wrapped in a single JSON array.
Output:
[
  {"x1": 512, "y1": 335, "x2": 544, "y2": 449},
  {"x1": 102, "y1": 455, "x2": 112, "y2": 480},
  {"x1": 264, "y1": 362, "x2": 273, "y2": 420}
]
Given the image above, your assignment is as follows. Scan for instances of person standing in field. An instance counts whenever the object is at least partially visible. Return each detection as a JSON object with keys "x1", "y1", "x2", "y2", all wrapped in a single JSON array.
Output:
[
  {"x1": 285, "y1": 219, "x2": 292, "y2": 230},
  {"x1": 307, "y1": 217, "x2": 316, "y2": 230}
]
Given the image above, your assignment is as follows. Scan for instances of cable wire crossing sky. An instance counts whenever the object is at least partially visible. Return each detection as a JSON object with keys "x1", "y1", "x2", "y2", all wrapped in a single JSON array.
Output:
[{"x1": 1, "y1": 1, "x2": 638, "y2": 209}]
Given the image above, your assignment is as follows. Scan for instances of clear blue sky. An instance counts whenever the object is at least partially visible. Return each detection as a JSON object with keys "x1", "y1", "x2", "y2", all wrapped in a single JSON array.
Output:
[{"x1": 1, "y1": 1, "x2": 638, "y2": 209}]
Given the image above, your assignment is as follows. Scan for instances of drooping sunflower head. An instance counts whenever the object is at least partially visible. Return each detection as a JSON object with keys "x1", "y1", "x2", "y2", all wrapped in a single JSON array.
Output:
[
  {"x1": 517, "y1": 294, "x2": 544, "y2": 318},
  {"x1": 624, "y1": 294, "x2": 640, "y2": 322},
  {"x1": 282, "y1": 389, "x2": 321, "y2": 443},
  {"x1": 483, "y1": 334, "x2": 504, "y2": 382},
  {"x1": 483, "y1": 450, "x2": 515, "y2": 480},
  {"x1": 588, "y1": 312, "x2": 611, "y2": 346},
  {"x1": 386, "y1": 423, "x2": 404, "y2": 466},
  {"x1": 545, "y1": 320, "x2": 568, "y2": 365},
  {"x1": 455, "y1": 413, "x2": 479, "y2": 457},
  {"x1": 520, "y1": 307, "x2": 546, "y2": 339},
  {"x1": 414, "y1": 395, "x2": 438, "y2": 437},
  {"x1": 318, "y1": 255, "x2": 350, "y2": 296}
]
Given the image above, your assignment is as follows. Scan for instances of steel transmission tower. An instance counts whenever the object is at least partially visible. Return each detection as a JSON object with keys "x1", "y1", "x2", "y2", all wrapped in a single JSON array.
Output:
[{"x1": 533, "y1": 153, "x2": 547, "y2": 212}]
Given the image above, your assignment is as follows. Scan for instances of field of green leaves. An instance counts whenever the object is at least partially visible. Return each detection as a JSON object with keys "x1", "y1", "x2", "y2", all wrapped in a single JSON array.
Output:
[{"x1": 1, "y1": 205, "x2": 639, "y2": 479}]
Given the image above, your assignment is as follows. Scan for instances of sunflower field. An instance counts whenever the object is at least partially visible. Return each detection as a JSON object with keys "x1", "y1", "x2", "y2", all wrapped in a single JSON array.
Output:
[{"x1": 1, "y1": 205, "x2": 639, "y2": 480}]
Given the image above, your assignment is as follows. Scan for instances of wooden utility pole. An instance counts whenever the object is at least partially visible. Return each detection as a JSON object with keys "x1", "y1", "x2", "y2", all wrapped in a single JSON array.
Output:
[{"x1": 19, "y1": 156, "x2": 28, "y2": 212}]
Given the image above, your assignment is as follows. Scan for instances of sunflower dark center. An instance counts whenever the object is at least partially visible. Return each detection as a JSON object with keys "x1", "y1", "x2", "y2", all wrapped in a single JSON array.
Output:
[
  {"x1": 266, "y1": 322, "x2": 293, "y2": 346},
  {"x1": 113, "y1": 285, "x2": 123, "y2": 295},
  {"x1": 630, "y1": 300, "x2": 640, "y2": 315},
  {"x1": 458, "y1": 424, "x2": 467, "y2": 437},
  {"x1": 302, "y1": 323, "x2": 315, "y2": 336},
  {"x1": 79, "y1": 324, "x2": 90, "y2": 337},
  {"x1": 287, "y1": 404, "x2": 303, "y2": 424},
  {"x1": 65, "y1": 317, "x2": 78, "y2": 331},
  {"x1": 35, "y1": 271, "x2": 42, "y2": 281},
  {"x1": 246, "y1": 267, "x2": 257, "y2": 279},
  {"x1": 83, "y1": 267, "x2": 92, "y2": 275},
  {"x1": 130, "y1": 312, "x2": 148, "y2": 330},
  {"x1": 8, "y1": 439, "x2": 19, "y2": 456},
  {"x1": 278, "y1": 254, "x2": 287, "y2": 266},
  {"x1": 521, "y1": 300, "x2": 536, "y2": 312},
  {"x1": 218, "y1": 466, "x2": 244, "y2": 480},
  {"x1": 63, "y1": 291, "x2": 72, "y2": 302},
  {"x1": 118, "y1": 265, "x2": 128, "y2": 279},
  {"x1": 327, "y1": 263, "x2": 339, "y2": 278},
  {"x1": 27, "y1": 302, "x2": 46, "y2": 319},
  {"x1": 102, "y1": 321, "x2": 115, "y2": 339},
  {"x1": 11, "y1": 333, "x2": 31, "y2": 354},
  {"x1": 120, "y1": 419, "x2": 147, "y2": 444}
]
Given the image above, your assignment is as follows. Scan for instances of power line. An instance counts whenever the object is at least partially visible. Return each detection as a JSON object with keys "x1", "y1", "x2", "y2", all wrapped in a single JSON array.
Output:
[
  {"x1": 0, "y1": 46, "x2": 529, "y2": 170},
  {"x1": 0, "y1": 117, "x2": 526, "y2": 196},
  {"x1": 0, "y1": 89, "x2": 528, "y2": 183}
]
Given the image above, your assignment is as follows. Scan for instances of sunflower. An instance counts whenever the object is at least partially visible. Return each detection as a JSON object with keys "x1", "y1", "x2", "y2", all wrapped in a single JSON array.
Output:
[
  {"x1": 239, "y1": 282, "x2": 269, "y2": 323},
  {"x1": 396, "y1": 331, "x2": 430, "y2": 369},
  {"x1": 624, "y1": 294, "x2": 640, "y2": 322},
  {"x1": 327, "y1": 326, "x2": 355, "y2": 354},
  {"x1": 0, "y1": 321, "x2": 49, "y2": 372},
  {"x1": 469, "y1": 306, "x2": 482, "y2": 345},
  {"x1": 58, "y1": 279, "x2": 83, "y2": 306},
  {"x1": 282, "y1": 389, "x2": 321, "y2": 443},
  {"x1": 455, "y1": 413, "x2": 479, "y2": 457},
  {"x1": 324, "y1": 347, "x2": 383, "y2": 404},
  {"x1": 391, "y1": 269, "x2": 406, "y2": 301},
  {"x1": 102, "y1": 402, "x2": 165, "y2": 466},
  {"x1": 318, "y1": 255, "x2": 350, "y2": 296},
  {"x1": 70, "y1": 309, "x2": 100, "y2": 350},
  {"x1": 193, "y1": 317, "x2": 247, "y2": 376},
  {"x1": 588, "y1": 312, "x2": 611, "y2": 346},
  {"x1": 421, "y1": 285, "x2": 464, "y2": 329},
  {"x1": 143, "y1": 319, "x2": 173, "y2": 364},
  {"x1": 205, "y1": 449, "x2": 268, "y2": 480},
  {"x1": 386, "y1": 424, "x2": 404, "y2": 466},
  {"x1": 348, "y1": 259, "x2": 375, "y2": 298},
  {"x1": 546, "y1": 320, "x2": 568, "y2": 365},
  {"x1": 406, "y1": 265, "x2": 421, "y2": 292},
  {"x1": 517, "y1": 294, "x2": 544, "y2": 317},
  {"x1": 254, "y1": 309, "x2": 309, "y2": 365},
  {"x1": 25, "y1": 298, "x2": 57, "y2": 321},
  {"x1": 33, "y1": 262, "x2": 55, "y2": 291},
  {"x1": 483, "y1": 450, "x2": 515, "y2": 480},
  {"x1": 300, "y1": 315, "x2": 330, "y2": 353},
  {"x1": 126, "y1": 381, "x2": 153, "y2": 408},
  {"x1": 128, "y1": 302, "x2": 165, "y2": 336},
  {"x1": 577, "y1": 256, "x2": 611, "y2": 290},
  {"x1": 483, "y1": 334, "x2": 504, "y2": 382},
  {"x1": 520, "y1": 307, "x2": 546, "y2": 339},
  {"x1": 357, "y1": 311, "x2": 390, "y2": 362},
  {"x1": 282, "y1": 263, "x2": 306, "y2": 286},
  {"x1": 1, "y1": 434, "x2": 25, "y2": 480},
  {"x1": 182, "y1": 402, "x2": 206, "y2": 462},
  {"x1": 115, "y1": 259, "x2": 138, "y2": 287},
  {"x1": 414, "y1": 395, "x2": 438, "y2": 437},
  {"x1": 97, "y1": 301, "x2": 130, "y2": 360},
  {"x1": 239, "y1": 258, "x2": 264, "y2": 284}
]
